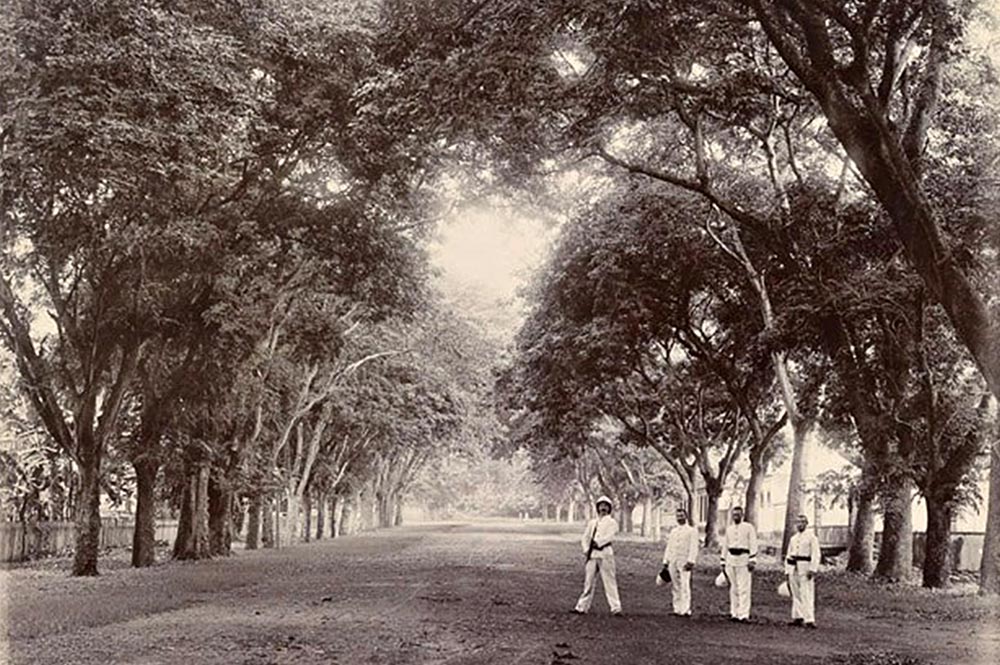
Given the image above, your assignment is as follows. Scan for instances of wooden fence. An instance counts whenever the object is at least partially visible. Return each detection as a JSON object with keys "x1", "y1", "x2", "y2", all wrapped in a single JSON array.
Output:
[{"x1": 0, "y1": 519, "x2": 179, "y2": 563}]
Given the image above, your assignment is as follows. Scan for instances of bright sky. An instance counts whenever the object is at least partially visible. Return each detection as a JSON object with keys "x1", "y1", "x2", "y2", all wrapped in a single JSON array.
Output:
[{"x1": 428, "y1": 205, "x2": 556, "y2": 339}]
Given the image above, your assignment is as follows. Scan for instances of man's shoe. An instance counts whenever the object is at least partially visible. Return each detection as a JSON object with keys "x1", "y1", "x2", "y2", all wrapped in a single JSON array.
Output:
[
  {"x1": 789, "y1": 619, "x2": 804, "y2": 626},
  {"x1": 804, "y1": 622, "x2": 817, "y2": 629},
  {"x1": 569, "y1": 609, "x2": 585, "y2": 615},
  {"x1": 611, "y1": 611, "x2": 625, "y2": 618}
]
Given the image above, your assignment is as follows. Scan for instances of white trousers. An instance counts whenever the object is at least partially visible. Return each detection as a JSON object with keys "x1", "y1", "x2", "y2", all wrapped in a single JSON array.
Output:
[
  {"x1": 789, "y1": 572, "x2": 815, "y2": 624},
  {"x1": 668, "y1": 560, "x2": 692, "y2": 615},
  {"x1": 575, "y1": 556, "x2": 622, "y2": 613},
  {"x1": 725, "y1": 564, "x2": 752, "y2": 619}
]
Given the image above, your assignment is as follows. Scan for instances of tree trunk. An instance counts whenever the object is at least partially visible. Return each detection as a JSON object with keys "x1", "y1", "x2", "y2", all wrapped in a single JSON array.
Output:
[
  {"x1": 619, "y1": 498, "x2": 634, "y2": 534},
  {"x1": 981, "y1": 423, "x2": 1000, "y2": 594},
  {"x1": 232, "y1": 496, "x2": 245, "y2": 540},
  {"x1": 704, "y1": 488, "x2": 722, "y2": 549},
  {"x1": 744, "y1": 457, "x2": 766, "y2": 529},
  {"x1": 208, "y1": 471, "x2": 232, "y2": 557},
  {"x1": 652, "y1": 501, "x2": 663, "y2": 541},
  {"x1": 922, "y1": 494, "x2": 954, "y2": 588},
  {"x1": 781, "y1": 418, "x2": 809, "y2": 556},
  {"x1": 284, "y1": 491, "x2": 302, "y2": 545},
  {"x1": 847, "y1": 479, "x2": 877, "y2": 574},
  {"x1": 261, "y1": 496, "x2": 275, "y2": 548},
  {"x1": 246, "y1": 494, "x2": 262, "y2": 550},
  {"x1": 382, "y1": 492, "x2": 396, "y2": 528},
  {"x1": 72, "y1": 445, "x2": 103, "y2": 576},
  {"x1": 173, "y1": 461, "x2": 211, "y2": 560},
  {"x1": 316, "y1": 492, "x2": 326, "y2": 540},
  {"x1": 131, "y1": 458, "x2": 159, "y2": 568},
  {"x1": 303, "y1": 492, "x2": 312, "y2": 542},
  {"x1": 273, "y1": 498, "x2": 282, "y2": 547},
  {"x1": 641, "y1": 496, "x2": 652, "y2": 538},
  {"x1": 330, "y1": 494, "x2": 341, "y2": 538},
  {"x1": 366, "y1": 486, "x2": 378, "y2": 530},
  {"x1": 568, "y1": 500, "x2": 576, "y2": 523},
  {"x1": 394, "y1": 497, "x2": 403, "y2": 526},
  {"x1": 341, "y1": 494, "x2": 354, "y2": 536},
  {"x1": 874, "y1": 478, "x2": 914, "y2": 582},
  {"x1": 376, "y1": 492, "x2": 387, "y2": 528}
]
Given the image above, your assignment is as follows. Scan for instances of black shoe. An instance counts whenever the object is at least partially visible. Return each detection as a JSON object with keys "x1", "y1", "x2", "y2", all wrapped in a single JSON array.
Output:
[
  {"x1": 789, "y1": 619, "x2": 804, "y2": 626},
  {"x1": 611, "y1": 611, "x2": 625, "y2": 618},
  {"x1": 804, "y1": 622, "x2": 817, "y2": 629},
  {"x1": 569, "y1": 609, "x2": 585, "y2": 615}
]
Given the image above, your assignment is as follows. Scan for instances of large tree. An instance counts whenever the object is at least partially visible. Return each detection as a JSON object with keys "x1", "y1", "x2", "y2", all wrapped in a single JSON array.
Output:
[{"x1": 0, "y1": 0, "x2": 261, "y2": 575}]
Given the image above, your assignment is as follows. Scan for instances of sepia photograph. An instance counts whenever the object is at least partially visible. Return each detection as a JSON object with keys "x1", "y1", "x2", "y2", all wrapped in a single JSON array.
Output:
[{"x1": 1, "y1": 1, "x2": 999, "y2": 663}]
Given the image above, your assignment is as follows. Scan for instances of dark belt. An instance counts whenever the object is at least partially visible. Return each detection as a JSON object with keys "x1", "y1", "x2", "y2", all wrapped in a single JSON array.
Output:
[
  {"x1": 786, "y1": 555, "x2": 811, "y2": 563},
  {"x1": 728, "y1": 548, "x2": 750, "y2": 555}
]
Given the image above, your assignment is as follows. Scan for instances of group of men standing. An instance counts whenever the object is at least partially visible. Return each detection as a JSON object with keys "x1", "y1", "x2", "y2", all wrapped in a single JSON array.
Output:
[{"x1": 571, "y1": 496, "x2": 821, "y2": 627}]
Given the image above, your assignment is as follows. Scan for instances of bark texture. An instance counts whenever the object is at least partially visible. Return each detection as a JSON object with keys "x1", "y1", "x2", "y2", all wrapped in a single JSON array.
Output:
[
  {"x1": 72, "y1": 451, "x2": 102, "y2": 576},
  {"x1": 874, "y1": 479, "x2": 914, "y2": 582},
  {"x1": 131, "y1": 458, "x2": 159, "y2": 568},
  {"x1": 921, "y1": 495, "x2": 953, "y2": 588},
  {"x1": 245, "y1": 494, "x2": 261, "y2": 550},
  {"x1": 846, "y1": 476, "x2": 877, "y2": 575},
  {"x1": 173, "y1": 461, "x2": 212, "y2": 560},
  {"x1": 979, "y1": 431, "x2": 1000, "y2": 594}
]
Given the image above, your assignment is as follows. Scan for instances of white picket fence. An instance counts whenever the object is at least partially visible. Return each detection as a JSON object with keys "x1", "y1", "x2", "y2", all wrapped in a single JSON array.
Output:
[{"x1": 0, "y1": 519, "x2": 179, "y2": 563}]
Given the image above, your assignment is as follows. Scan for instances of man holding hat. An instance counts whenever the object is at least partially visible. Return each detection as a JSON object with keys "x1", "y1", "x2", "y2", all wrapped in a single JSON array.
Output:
[
  {"x1": 659, "y1": 506, "x2": 699, "y2": 616},
  {"x1": 719, "y1": 505, "x2": 757, "y2": 622},
  {"x1": 572, "y1": 495, "x2": 622, "y2": 616},
  {"x1": 785, "y1": 513, "x2": 820, "y2": 628}
]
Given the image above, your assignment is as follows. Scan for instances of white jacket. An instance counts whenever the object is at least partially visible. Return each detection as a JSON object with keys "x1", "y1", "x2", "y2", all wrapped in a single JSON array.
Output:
[
  {"x1": 785, "y1": 530, "x2": 821, "y2": 574},
  {"x1": 663, "y1": 523, "x2": 699, "y2": 565},
  {"x1": 580, "y1": 515, "x2": 618, "y2": 559},
  {"x1": 720, "y1": 521, "x2": 757, "y2": 567}
]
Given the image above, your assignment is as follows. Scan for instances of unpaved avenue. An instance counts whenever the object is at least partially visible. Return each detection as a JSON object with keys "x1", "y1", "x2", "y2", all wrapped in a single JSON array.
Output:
[{"x1": 2, "y1": 521, "x2": 998, "y2": 664}]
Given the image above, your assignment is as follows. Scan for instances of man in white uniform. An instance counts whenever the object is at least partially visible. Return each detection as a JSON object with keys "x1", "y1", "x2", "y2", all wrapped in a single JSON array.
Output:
[
  {"x1": 659, "y1": 506, "x2": 699, "y2": 616},
  {"x1": 572, "y1": 496, "x2": 622, "y2": 616},
  {"x1": 719, "y1": 505, "x2": 757, "y2": 622},
  {"x1": 785, "y1": 513, "x2": 821, "y2": 628}
]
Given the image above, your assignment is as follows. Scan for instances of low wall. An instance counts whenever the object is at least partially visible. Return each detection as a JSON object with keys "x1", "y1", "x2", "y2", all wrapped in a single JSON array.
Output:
[{"x1": 0, "y1": 519, "x2": 179, "y2": 563}]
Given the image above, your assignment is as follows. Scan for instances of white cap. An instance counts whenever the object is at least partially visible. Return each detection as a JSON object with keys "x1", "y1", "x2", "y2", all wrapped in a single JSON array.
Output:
[{"x1": 595, "y1": 495, "x2": 613, "y2": 509}]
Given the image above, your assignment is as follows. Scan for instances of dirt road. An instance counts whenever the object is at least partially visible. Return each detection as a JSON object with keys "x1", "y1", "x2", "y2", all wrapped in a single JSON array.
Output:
[{"x1": 3, "y1": 521, "x2": 998, "y2": 664}]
